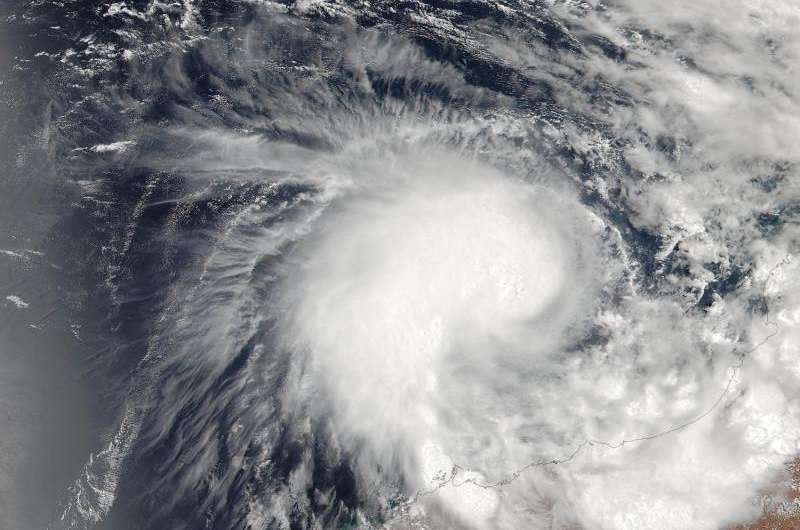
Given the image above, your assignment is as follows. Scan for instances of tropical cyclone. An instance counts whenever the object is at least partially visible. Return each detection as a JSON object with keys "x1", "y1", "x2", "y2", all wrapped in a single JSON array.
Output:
[
  {"x1": 273, "y1": 149, "x2": 614, "y2": 527},
  {"x1": 4, "y1": 0, "x2": 800, "y2": 529}
]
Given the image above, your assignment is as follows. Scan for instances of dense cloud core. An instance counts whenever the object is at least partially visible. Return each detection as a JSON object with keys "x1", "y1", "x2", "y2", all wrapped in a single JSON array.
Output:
[{"x1": 273, "y1": 150, "x2": 604, "y2": 525}]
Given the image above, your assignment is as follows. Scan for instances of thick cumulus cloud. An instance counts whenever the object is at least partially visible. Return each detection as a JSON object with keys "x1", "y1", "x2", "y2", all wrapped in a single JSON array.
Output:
[{"x1": 533, "y1": 1, "x2": 800, "y2": 528}]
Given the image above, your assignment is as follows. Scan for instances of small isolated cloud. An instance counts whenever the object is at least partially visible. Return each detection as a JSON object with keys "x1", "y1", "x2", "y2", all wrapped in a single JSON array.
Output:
[
  {"x1": 5, "y1": 295, "x2": 29, "y2": 309},
  {"x1": 90, "y1": 141, "x2": 135, "y2": 153}
]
